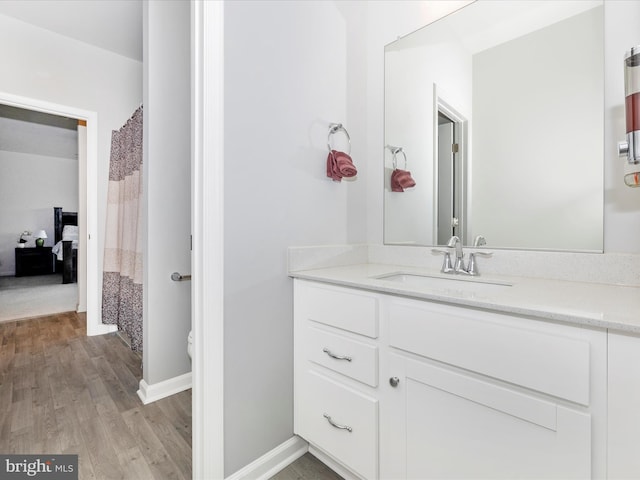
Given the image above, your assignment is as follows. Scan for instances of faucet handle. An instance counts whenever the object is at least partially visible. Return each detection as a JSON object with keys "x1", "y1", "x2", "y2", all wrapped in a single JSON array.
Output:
[
  {"x1": 466, "y1": 251, "x2": 493, "y2": 276},
  {"x1": 473, "y1": 235, "x2": 487, "y2": 247},
  {"x1": 431, "y1": 248, "x2": 454, "y2": 273}
]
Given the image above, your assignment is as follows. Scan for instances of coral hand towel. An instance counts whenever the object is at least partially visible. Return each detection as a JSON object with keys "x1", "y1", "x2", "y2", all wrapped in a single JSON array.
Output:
[
  {"x1": 391, "y1": 169, "x2": 416, "y2": 192},
  {"x1": 327, "y1": 150, "x2": 357, "y2": 182}
]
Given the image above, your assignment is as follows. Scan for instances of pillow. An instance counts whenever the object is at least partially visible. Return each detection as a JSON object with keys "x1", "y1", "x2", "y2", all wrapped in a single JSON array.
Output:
[{"x1": 62, "y1": 225, "x2": 79, "y2": 241}]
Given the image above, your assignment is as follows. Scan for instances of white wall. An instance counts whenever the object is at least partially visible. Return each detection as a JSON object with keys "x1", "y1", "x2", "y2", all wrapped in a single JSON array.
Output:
[
  {"x1": 0, "y1": 13, "x2": 142, "y2": 296},
  {"x1": 223, "y1": 0, "x2": 353, "y2": 474},
  {"x1": 143, "y1": 1, "x2": 191, "y2": 385},
  {"x1": 0, "y1": 150, "x2": 78, "y2": 276}
]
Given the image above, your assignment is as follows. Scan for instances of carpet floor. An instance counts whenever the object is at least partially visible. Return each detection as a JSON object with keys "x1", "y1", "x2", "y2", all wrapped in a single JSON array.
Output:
[{"x1": 0, "y1": 274, "x2": 77, "y2": 322}]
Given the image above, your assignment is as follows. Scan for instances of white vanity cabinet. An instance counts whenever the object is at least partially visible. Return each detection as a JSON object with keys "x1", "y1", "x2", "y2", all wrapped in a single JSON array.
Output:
[
  {"x1": 293, "y1": 279, "x2": 608, "y2": 479},
  {"x1": 380, "y1": 298, "x2": 607, "y2": 479},
  {"x1": 293, "y1": 280, "x2": 380, "y2": 480},
  {"x1": 608, "y1": 332, "x2": 640, "y2": 478}
]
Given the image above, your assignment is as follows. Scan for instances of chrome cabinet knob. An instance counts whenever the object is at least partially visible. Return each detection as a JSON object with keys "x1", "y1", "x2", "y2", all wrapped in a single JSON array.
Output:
[{"x1": 389, "y1": 376, "x2": 400, "y2": 387}]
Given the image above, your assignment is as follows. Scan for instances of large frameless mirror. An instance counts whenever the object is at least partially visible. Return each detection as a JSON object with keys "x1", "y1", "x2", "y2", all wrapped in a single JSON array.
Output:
[{"x1": 384, "y1": 0, "x2": 604, "y2": 251}]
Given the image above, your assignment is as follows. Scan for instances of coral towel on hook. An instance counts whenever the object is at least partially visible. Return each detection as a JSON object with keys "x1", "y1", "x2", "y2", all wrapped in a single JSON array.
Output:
[{"x1": 326, "y1": 123, "x2": 357, "y2": 182}]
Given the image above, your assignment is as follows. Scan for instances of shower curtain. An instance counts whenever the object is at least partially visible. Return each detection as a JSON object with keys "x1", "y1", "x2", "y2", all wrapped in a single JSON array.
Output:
[{"x1": 102, "y1": 106, "x2": 144, "y2": 351}]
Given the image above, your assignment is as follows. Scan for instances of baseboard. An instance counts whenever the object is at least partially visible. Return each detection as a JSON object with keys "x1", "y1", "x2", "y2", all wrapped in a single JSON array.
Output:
[
  {"x1": 137, "y1": 371, "x2": 192, "y2": 405},
  {"x1": 225, "y1": 436, "x2": 308, "y2": 480},
  {"x1": 87, "y1": 323, "x2": 117, "y2": 336}
]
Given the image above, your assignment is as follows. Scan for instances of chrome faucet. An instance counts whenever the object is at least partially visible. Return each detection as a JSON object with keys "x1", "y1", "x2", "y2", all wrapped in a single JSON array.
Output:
[
  {"x1": 432, "y1": 235, "x2": 493, "y2": 276},
  {"x1": 447, "y1": 236, "x2": 466, "y2": 273}
]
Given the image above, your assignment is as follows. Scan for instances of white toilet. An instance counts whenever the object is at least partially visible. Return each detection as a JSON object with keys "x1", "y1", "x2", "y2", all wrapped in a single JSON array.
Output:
[{"x1": 187, "y1": 330, "x2": 193, "y2": 359}]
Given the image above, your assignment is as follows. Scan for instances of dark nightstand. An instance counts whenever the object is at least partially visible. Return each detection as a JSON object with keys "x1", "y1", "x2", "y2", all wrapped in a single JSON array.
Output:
[{"x1": 15, "y1": 247, "x2": 54, "y2": 277}]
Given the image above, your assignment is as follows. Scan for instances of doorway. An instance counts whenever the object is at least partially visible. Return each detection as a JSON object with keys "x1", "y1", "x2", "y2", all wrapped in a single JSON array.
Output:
[
  {"x1": 0, "y1": 91, "x2": 114, "y2": 336},
  {"x1": 435, "y1": 95, "x2": 467, "y2": 245},
  {"x1": 0, "y1": 103, "x2": 79, "y2": 320}
]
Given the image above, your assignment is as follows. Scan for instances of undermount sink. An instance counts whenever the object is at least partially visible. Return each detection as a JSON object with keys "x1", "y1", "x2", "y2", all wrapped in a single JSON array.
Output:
[{"x1": 374, "y1": 272, "x2": 512, "y2": 292}]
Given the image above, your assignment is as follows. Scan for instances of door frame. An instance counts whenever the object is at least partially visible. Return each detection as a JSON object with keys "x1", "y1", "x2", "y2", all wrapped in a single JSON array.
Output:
[
  {"x1": 192, "y1": 1, "x2": 225, "y2": 478},
  {"x1": 433, "y1": 84, "x2": 468, "y2": 245},
  {"x1": 0, "y1": 91, "x2": 113, "y2": 337}
]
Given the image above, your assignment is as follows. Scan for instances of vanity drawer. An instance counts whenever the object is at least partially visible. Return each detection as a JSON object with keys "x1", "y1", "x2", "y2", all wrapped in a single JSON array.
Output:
[
  {"x1": 296, "y1": 370, "x2": 378, "y2": 480},
  {"x1": 306, "y1": 326, "x2": 378, "y2": 387},
  {"x1": 297, "y1": 282, "x2": 379, "y2": 338},
  {"x1": 388, "y1": 300, "x2": 591, "y2": 406}
]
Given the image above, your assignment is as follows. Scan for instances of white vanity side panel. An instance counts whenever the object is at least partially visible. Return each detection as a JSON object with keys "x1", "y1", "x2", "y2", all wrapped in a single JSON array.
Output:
[
  {"x1": 388, "y1": 299, "x2": 591, "y2": 405},
  {"x1": 608, "y1": 331, "x2": 640, "y2": 479},
  {"x1": 306, "y1": 326, "x2": 379, "y2": 387},
  {"x1": 299, "y1": 281, "x2": 379, "y2": 338}
]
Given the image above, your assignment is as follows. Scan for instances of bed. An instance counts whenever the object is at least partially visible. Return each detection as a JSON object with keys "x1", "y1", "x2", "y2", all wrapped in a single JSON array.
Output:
[{"x1": 53, "y1": 207, "x2": 78, "y2": 284}]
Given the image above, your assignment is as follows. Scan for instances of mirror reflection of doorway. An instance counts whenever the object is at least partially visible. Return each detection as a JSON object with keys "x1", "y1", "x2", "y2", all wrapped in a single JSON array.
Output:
[{"x1": 436, "y1": 99, "x2": 467, "y2": 246}]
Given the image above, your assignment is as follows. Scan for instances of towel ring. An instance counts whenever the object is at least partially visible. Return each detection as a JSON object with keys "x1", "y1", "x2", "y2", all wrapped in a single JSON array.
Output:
[
  {"x1": 387, "y1": 145, "x2": 407, "y2": 170},
  {"x1": 328, "y1": 123, "x2": 351, "y2": 155}
]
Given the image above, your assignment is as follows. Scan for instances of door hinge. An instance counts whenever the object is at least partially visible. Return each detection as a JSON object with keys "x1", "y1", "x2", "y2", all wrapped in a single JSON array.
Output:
[{"x1": 452, "y1": 143, "x2": 459, "y2": 153}]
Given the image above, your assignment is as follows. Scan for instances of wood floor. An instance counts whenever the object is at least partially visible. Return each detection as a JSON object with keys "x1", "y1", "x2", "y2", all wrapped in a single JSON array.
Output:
[{"x1": 0, "y1": 311, "x2": 192, "y2": 479}]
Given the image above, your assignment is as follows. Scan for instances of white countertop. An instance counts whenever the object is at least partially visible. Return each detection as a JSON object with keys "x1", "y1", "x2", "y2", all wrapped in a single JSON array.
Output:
[{"x1": 289, "y1": 263, "x2": 640, "y2": 334}]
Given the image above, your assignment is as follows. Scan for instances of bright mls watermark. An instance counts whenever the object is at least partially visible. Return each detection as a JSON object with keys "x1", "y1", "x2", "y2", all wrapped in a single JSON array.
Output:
[{"x1": 0, "y1": 455, "x2": 77, "y2": 480}]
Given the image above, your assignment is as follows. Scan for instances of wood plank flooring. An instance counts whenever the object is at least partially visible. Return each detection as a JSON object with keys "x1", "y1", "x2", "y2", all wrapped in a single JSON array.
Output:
[{"x1": 0, "y1": 312, "x2": 191, "y2": 479}]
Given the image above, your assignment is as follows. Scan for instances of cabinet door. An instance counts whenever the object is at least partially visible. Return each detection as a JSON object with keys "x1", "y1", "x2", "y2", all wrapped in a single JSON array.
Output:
[{"x1": 381, "y1": 354, "x2": 591, "y2": 479}]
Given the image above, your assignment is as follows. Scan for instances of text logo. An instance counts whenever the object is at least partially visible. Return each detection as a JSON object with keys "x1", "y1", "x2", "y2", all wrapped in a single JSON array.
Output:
[{"x1": 0, "y1": 455, "x2": 77, "y2": 480}]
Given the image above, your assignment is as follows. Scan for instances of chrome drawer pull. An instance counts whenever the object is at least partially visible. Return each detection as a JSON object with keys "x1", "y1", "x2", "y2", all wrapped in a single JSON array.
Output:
[
  {"x1": 322, "y1": 348, "x2": 352, "y2": 362},
  {"x1": 323, "y1": 413, "x2": 353, "y2": 432}
]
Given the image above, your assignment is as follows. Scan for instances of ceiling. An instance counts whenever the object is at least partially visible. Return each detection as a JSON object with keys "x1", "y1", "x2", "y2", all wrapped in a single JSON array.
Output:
[
  {"x1": 0, "y1": 0, "x2": 143, "y2": 61},
  {"x1": 0, "y1": 104, "x2": 79, "y2": 160},
  {"x1": 0, "y1": 0, "x2": 143, "y2": 161}
]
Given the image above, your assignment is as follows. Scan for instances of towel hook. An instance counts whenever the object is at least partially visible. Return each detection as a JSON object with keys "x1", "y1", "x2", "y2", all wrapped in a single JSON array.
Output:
[
  {"x1": 386, "y1": 145, "x2": 407, "y2": 170},
  {"x1": 328, "y1": 123, "x2": 351, "y2": 155}
]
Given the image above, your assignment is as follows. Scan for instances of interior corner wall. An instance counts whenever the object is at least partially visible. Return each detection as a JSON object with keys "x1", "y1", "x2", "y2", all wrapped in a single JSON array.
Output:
[
  {"x1": 0, "y1": 13, "x2": 142, "y2": 297},
  {"x1": 222, "y1": 0, "x2": 352, "y2": 474},
  {"x1": 142, "y1": 0, "x2": 192, "y2": 386},
  {"x1": 0, "y1": 151, "x2": 78, "y2": 276}
]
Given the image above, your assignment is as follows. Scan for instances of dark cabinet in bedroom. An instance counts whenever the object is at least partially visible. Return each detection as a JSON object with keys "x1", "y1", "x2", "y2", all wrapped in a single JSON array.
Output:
[{"x1": 15, "y1": 247, "x2": 54, "y2": 277}]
